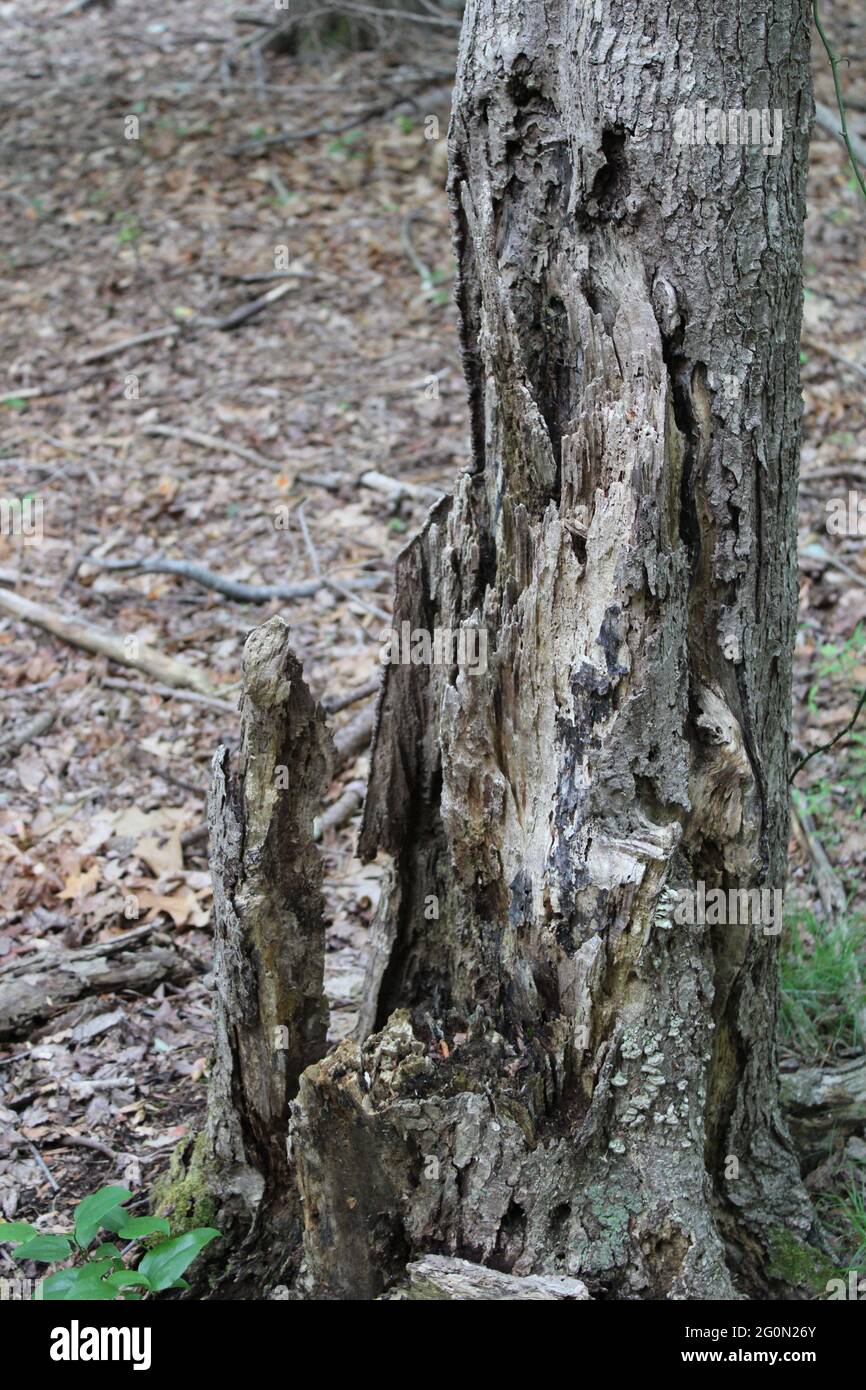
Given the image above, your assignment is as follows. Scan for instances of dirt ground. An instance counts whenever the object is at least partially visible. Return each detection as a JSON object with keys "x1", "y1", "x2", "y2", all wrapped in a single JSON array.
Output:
[{"x1": 0, "y1": 0, "x2": 864, "y2": 1272}]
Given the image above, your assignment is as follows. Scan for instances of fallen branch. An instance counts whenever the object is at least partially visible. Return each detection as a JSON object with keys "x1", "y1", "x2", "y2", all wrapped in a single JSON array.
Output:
[
  {"x1": 206, "y1": 277, "x2": 296, "y2": 331},
  {"x1": 790, "y1": 789, "x2": 849, "y2": 917},
  {"x1": 100, "y1": 675, "x2": 238, "y2": 716},
  {"x1": 781, "y1": 1057, "x2": 866, "y2": 1164},
  {"x1": 799, "y1": 541, "x2": 866, "y2": 592},
  {"x1": 139, "y1": 423, "x2": 279, "y2": 471},
  {"x1": 0, "y1": 926, "x2": 193, "y2": 1041},
  {"x1": 802, "y1": 337, "x2": 866, "y2": 385},
  {"x1": 0, "y1": 709, "x2": 54, "y2": 761},
  {"x1": 231, "y1": 98, "x2": 406, "y2": 157},
  {"x1": 398, "y1": 1256, "x2": 590, "y2": 1301},
  {"x1": 333, "y1": 704, "x2": 376, "y2": 762},
  {"x1": 296, "y1": 470, "x2": 347, "y2": 492},
  {"x1": 87, "y1": 554, "x2": 389, "y2": 605},
  {"x1": 225, "y1": 269, "x2": 315, "y2": 284},
  {"x1": 359, "y1": 468, "x2": 443, "y2": 505},
  {"x1": 77, "y1": 283, "x2": 297, "y2": 366},
  {"x1": 77, "y1": 326, "x2": 180, "y2": 366},
  {"x1": 323, "y1": 677, "x2": 380, "y2": 714},
  {"x1": 314, "y1": 780, "x2": 365, "y2": 840},
  {"x1": 0, "y1": 588, "x2": 217, "y2": 697}
]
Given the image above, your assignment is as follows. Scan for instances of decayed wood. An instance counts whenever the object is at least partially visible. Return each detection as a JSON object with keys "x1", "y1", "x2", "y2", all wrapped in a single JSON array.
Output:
[
  {"x1": 399, "y1": 1256, "x2": 591, "y2": 1301},
  {"x1": 206, "y1": 617, "x2": 333, "y2": 1263},
  {"x1": 0, "y1": 926, "x2": 192, "y2": 1041},
  {"x1": 781, "y1": 1058, "x2": 866, "y2": 1163},
  {"x1": 286, "y1": 0, "x2": 815, "y2": 1301},
  {"x1": 0, "y1": 588, "x2": 217, "y2": 697}
]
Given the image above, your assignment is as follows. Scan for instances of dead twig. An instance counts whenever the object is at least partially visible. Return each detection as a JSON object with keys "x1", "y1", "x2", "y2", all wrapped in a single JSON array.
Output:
[
  {"x1": 139, "y1": 423, "x2": 279, "y2": 472},
  {"x1": 333, "y1": 705, "x2": 377, "y2": 762},
  {"x1": 359, "y1": 468, "x2": 443, "y2": 504},
  {"x1": 0, "y1": 588, "x2": 218, "y2": 697},
  {"x1": 0, "y1": 709, "x2": 55, "y2": 762},
  {"x1": 802, "y1": 337, "x2": 866, "y2": 385},
  {"x1": 790, "y1": 788, "x2": 848, "y2": 917},
  {"x1": 101, "y1": 675, "x2": 238, "y2": 717},
  {"x1": 87, "y1": 553, "x2": 389, "y2": 605},
  {"x1": 314, "y1": 780, "x2": 366, "y2": 840},
  {"x1": 323, "y1": 677, "x2": 380, "y2": 714},
  {"x1": 77, "y1": 326, "x2": 180, "y2": 367},
  {"x1": 205, "y1": 278, "x2": 296, "y2": 330}
]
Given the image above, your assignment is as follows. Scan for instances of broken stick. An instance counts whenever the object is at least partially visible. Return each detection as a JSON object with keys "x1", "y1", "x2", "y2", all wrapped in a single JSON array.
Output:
[{"x1": 0, "y1": 588, "x2": 218, "y2": 697}]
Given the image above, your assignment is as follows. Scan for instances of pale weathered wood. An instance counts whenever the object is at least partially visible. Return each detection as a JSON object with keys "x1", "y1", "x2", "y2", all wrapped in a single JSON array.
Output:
[
  {"x1": 205, "y1": 617, "x2": 333, "y2": 1282},
  {"x1": 781, "y1": 1059, "x2": 866, "y2": 1163},
  {"x1": 0, "y1": 588, "x2": 217, "y2": 696},
  {"x1": 400, "y1": 1255, "x2": 591, "y2": 1301},
  {"x1": 291, "y1": 0, "x2": 815, "y2": 1301}
]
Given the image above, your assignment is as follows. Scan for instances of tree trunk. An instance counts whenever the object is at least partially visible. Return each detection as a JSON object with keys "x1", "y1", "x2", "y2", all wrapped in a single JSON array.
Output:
[
  {"x1": 207, "y1": 0, "x2": 818, "y2": 1300},
  {"x1": 204, "y1": 618, "x2": 333, "y2": 1292}
]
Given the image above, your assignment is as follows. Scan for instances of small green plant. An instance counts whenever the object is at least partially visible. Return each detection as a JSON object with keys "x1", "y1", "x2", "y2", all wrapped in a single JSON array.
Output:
[
  {"x1": 0, "y1": 1185, "x2": 219, "y2": 1301},
  {"x1": 327, "y1": 130, "x2": 363, "y2": 158},
  {"x1": 780, "y1": 910, "x2": 866, "y2": 1061},
  {"x1": 831, "y1": 1174, "x2": 866, "y2": 1268},
  {"x1": 115, "y1": 217, "x2": 143, "y2": 246}
]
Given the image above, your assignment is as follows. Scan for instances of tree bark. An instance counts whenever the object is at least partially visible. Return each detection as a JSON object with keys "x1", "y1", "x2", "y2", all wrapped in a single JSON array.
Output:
[
  {"x1": 207, "y1": 0, "x2": 818, "y2": 1300},
  {"x1": 288, "y1": 0, "x2": 816, "y2": 1301},
  {"x1": 204, "y1": 618, "x2": 333, "y2": 1290}
]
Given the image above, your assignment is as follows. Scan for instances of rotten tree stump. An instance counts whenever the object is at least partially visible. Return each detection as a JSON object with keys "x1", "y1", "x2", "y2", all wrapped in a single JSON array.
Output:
[{"x1": 204, "y1": 618, "x2": 333, "y2": 1285}]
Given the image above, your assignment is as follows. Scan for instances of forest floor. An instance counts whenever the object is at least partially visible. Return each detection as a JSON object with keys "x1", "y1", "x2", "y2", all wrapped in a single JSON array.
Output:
[{"x1": 0, "y1": 0, "x2": 865, "y2": 1288}]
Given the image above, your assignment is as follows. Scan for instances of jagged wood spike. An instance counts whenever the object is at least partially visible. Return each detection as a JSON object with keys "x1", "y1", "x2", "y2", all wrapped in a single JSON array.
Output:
[{"x1": 206, "y1": 617, "x2": 333, "y2": 1247}]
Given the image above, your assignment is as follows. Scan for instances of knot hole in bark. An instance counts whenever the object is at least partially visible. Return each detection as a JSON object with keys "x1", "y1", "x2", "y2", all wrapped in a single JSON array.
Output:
[{"x1": 589, "y1": 126, "x2": 630, "y2": 221}]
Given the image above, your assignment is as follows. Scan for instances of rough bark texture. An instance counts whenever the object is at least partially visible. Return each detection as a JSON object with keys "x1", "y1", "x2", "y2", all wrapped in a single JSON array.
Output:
[
  {"x1": 205, "y1": 617, "x2": 333, "y2": 1285},
  {"x1": 287, "y1": 0, "x2": 816, "y2": 1300}
]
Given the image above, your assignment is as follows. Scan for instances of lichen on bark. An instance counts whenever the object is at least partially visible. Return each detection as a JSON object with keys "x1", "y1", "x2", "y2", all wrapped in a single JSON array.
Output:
[{"x1": 204, "y1": 0, "x2": 820, "y2": 1301}]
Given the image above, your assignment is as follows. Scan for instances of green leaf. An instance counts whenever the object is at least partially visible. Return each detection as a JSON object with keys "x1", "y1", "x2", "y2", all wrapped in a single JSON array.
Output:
[
  {"x1": 0, "y1": 1221, "x2": 38, "y2": 1245},
  {"x1": 138, "y1": 1228, "x2": 219, "y2": 1291},
  {"x1": 41, "y1": 1267, "x2": 118, "y2": 1301},
  {"x1": 74, "y1": 1185, "x2": 132, "y2": 1248},
  {"x1": 105, "y1": 1270, "x2": 152, "y2": 1291},
  {"x1": 2, "y1": 397, "x2": 28, "y2": 412},
  {"x1": 13, "y1": 1234, "x2": 73, "y2": 1263},
  {"x1": 117, "y1": 1216, "x2": 170, "y2": 1240},
  {"x1": 84, "y1": 1257, "x2": 122, "y2": 1278},
  {"x1": 99, "y1": 1205, "x2": 132, "y2": 1234},
  {"x1": 91, "y1": 1243, "x2": 123, "y2": 1261}
]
